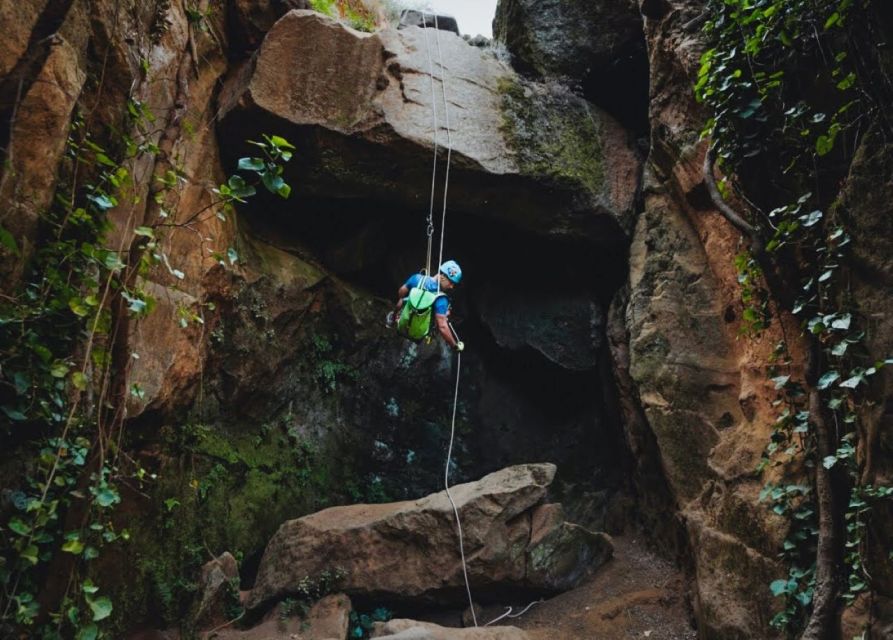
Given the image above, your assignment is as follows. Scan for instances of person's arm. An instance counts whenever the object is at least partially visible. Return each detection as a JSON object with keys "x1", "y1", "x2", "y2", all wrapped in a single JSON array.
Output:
[{"x1": 435, "y1": 314, "x2": 457, "y2": 348}]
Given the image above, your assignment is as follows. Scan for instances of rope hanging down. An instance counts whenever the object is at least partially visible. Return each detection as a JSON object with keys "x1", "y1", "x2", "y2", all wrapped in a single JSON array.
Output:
[
  {"x1": 422, "y1": 14, "x2": 478, "y2": 627},
  {"x1": 432, "y1": 15, "x2": 453, "y2": 295},
  {"x1": 421, "y1": 22, "x2": 438, "y2": 279},
  {"x1": 420, "y1": 13, "x2": 478, "y2": 627},
  {"x1": 420, "y1": 17, "x2": 542, "y2": 630}
]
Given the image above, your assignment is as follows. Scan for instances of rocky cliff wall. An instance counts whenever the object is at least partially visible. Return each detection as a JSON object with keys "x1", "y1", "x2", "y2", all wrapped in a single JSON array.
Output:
[{"x1": 1, "y1": 0, "x2": 891, "y2": 637}]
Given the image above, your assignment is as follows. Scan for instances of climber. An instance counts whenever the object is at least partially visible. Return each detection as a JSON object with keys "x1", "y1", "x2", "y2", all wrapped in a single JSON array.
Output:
[{"x1": 387, "y1": 260, "x2": 464, "y2": 351}]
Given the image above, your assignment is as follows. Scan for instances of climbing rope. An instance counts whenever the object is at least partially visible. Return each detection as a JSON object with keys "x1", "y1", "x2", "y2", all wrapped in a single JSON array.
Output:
[
  {"x1": 421, "y1": 14, "x2": 479, "y2": 627},
  {"x1": 421, "y1": 16, "x2": 538, "y2": 630},
  {"x1": 421, "y1": 20, "x2": 438, "y2": 278},
  {"x1": 443, "y1": 323, "x2": 477, "y2": 627},
  {"x1": 484, "y1": 600, "x2": 544, "y2": 627},
  {"x1": 432, "y1": 14, "x2": 453, "y2": 295}
]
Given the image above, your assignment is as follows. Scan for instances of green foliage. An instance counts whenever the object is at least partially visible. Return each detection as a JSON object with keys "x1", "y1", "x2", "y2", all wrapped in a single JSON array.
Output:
[
  {"x1": 695, "y1": 0, "x2": 893, "y2": 635},
  {"x1": 349, "y1": 607, "x2": 392, "y2": 639},
  {"x1": 311, "y1": 334, "x2": 358, "y2": 393},
  {"x1": 0, "y1": 118, "x2": 294, "y2": 637},
  {"x1": 308, "y1": 0, "x2": 337, "y2": 17},
  {"x1": 345, "y1": 8, "x2": 377, "y2": 33},
  {"x1": 734, "y1": 251, "x2": 769, "y2": 334}
]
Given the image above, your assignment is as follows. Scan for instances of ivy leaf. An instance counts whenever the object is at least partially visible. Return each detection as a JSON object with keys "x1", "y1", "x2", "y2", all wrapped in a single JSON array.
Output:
[
  {"x1": 839, "y1": 375, "x2": 863, "y2": 389},
  {"x1": 21, "y1": 544, "x2": 39, "y2": 565},
  {"x1": 836, "y1": 72, "x2": 856, "y2": 91},
  {"x1": 87, "y1": 595, "x2": 113, "y2": 621},
  {"x1": 237, "y1": 157, "x2": 264, "y2": 172},
  {"x1": 227, "y1": 247, "x2": 239, "y2": 265},
  {"x1": 226, "y1": 175, "x2": 256, "y2": 201},
  {"x1": 84, "y1": 546, "x2": 100, "y2": 560},
  {"x1": 62, "y1": 539, "x2": 85, "y2": 554},
  {"x1": 267, "y1": 135, "x2": 295, "y2": 150},
  {"x1": 261, "y1": 172, "x2": 285, "y2": 195},
  {"x1": 8, "y1": 517, "x2": 30, "y2": 536},
  {"x1": 824, "y1": 11, "x2": 841, "y2": 29},
  {"x1": 69, "y1": 298, "x2": 90, "y2": 317},
  {"x1": 82, "y1": 579, "x2": 99, "y2": 594},
  {"x1": 771, "y1": 375, "x2": 791, "y2": 389},
  {"x1": 2, "y1": 406, "x2": 27, "y2": 421},
  {"x1": 0, "y1": 224, "x2": 20, "y2": 255},
  {"x1": 76, "y1": 624, "x2": 98, "y2": 640},
  {"x1": 87, "y1": 193, "x2": 116, "y2": 211},
  {"x1": 816, "y1": 135, "x2": 834, "y2": 156},
  {"x1": 817, "y1": 371, "x2": 840, "y2": 390},
  {"x1": 770, "y1": 579, "x2": 790, "y2": 596},
  {"x1": 133, "y1": 226, "x2": 155, "y2": 238},
  {"x1": 822, "y1": 455, "x2": 838, "y2": 469},
  {"x1": 801, "y1": 210, "x2": 823, "y2": 227},
  {"x1": 50, "y1": 362, "x2": 69, "y2": 378},
  {"x1": 94, "y1": 487, "x2": 120, "y2": 508},
  {"x1": 831, "y1": 314, "x2": 851, "y2": 330},
  {"x1": 831, "y1": 342, "x2": 848, "y2": 357}
]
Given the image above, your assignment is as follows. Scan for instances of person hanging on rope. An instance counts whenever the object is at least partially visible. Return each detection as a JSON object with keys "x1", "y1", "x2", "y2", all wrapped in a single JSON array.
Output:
[{"x1": 387, "y1": 260, "x2": 464, "y2": 351}]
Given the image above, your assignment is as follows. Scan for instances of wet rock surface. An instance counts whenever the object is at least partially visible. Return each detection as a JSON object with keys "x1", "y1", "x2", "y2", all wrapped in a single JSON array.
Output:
[{"x1": 247, "y1": 464, "x2": 612, "y2": 611}]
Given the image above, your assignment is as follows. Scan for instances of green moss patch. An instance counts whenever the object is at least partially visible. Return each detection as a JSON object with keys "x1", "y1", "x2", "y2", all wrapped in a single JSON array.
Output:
[{"x1": 498, "y1": 77, "x2": 605, "y2": 196}]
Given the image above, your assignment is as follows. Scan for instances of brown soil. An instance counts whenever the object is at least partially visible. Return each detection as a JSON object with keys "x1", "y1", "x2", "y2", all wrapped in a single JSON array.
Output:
[{"x1": 479, "y1": 536, "x2": 697, "y2": 640}]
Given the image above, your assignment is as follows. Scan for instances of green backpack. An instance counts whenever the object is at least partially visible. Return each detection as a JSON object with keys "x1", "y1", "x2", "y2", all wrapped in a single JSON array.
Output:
[{"x1": 397, "y1": 278, "x2": 445, "y2": 341}]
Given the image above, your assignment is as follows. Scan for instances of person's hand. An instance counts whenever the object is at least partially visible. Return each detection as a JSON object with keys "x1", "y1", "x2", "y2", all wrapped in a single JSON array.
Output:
[{"x1": 454, "y1": 341, "x2": 465, "y2": 352}]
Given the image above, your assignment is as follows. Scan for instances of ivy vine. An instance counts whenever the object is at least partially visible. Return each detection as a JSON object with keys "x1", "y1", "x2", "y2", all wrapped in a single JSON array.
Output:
[
  {"x1": 695, "y1": 0, "x2": 893, "y2": 637},
  {"x1": 0, "y1": 102, "x2": 294, "y2": 637}
]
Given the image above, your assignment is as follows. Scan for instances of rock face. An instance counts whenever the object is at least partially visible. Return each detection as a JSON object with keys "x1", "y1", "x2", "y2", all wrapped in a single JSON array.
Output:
[
  {"x1": 493, "y1": 0, "x2": 642, "y2": 80},
  {"x1": 372, "y1": 619, "x2": 531, "y2": 639},
  {"x1": 247, "y1": 464, "x2": 612, "y2": 610},
  {"x1": 398, "y1": 10, "x2": 460, "y2": 35},
  {"x1": 195, "y1": 552, "x2": 240, "y2": 629},
  {"x1": 218, "y1": 10, "x2": 640, "y2": 244},
  {"x1": 492, "y1": 0, "x2": 649, "y2": 131},
  {"x1": 208, "y1": 593, "x2": 353, "y2": 640},
  {"x1": 622, "y1": 2, "x2": 790, "y2": 638},
  {"x1": 477, "y1": 285, "x2": 603, "y2": 371}
]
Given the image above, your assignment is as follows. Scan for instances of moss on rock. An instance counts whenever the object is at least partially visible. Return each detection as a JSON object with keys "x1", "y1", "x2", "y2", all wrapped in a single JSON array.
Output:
[{"x1": 498, "y1": 77, "x2": 605, "y2": 196}]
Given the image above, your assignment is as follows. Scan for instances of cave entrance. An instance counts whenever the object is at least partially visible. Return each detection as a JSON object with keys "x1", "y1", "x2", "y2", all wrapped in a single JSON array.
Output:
[{"x1": 238, "y1": 190, "x2": 633, "y2": 529}]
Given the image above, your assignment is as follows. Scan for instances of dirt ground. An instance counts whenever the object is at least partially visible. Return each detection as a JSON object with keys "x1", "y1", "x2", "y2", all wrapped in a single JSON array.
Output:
[{"x1": 477, "y1": 536, "x2": 697, "y2": 640}]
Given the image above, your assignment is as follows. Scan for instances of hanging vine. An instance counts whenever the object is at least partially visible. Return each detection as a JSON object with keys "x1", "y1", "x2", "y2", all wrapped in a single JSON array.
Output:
[
  {"x1": 0, "y1": 90, "x2": 295, "y2": 639},
  {"x1": 695, "y1": 0, "x2": 893, "y2": 637}
]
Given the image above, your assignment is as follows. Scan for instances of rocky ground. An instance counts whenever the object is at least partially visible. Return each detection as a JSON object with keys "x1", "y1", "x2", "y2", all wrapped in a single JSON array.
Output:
[{"x1": 514, "y1": 537, "x2": 695, "y2": 640}]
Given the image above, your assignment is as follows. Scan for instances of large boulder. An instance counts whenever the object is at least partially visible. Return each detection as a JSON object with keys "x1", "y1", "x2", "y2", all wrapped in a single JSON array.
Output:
[
  {"x1": 492, "y1": 0, "x2": 648, "y2": 131},
  {"x1": 217, "y1": 10, "x2": 639, "y2": 244},
  {"x1": 372, "y1": 619, "x2": 531, "y2": 639},
  {"x1": 246, "y1": 464, "x2": 612, "y2": 610}
]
